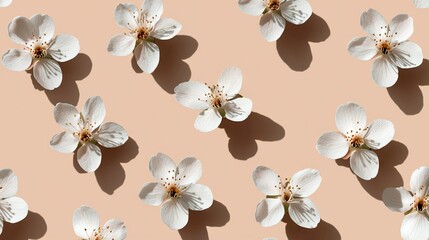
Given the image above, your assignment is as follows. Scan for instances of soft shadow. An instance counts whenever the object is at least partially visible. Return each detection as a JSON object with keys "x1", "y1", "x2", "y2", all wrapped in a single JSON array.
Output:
[
  {"x1": 30, "y1": 53, "x2": 92, "y2": 106},
  {"x1": 284, "y1": 216, "x2": 341, "y2": 240},
  {"x1": 0, "y1": 211, "x2": 47, "y2": 240},
  {"x1": 336, "y1": 141, "x2": 407, "y2": 200},
  {"x1": 276, "y1": 13, "x2": 330, "y2": 71},
  {"x1": 219, "y1": 112, "x2": 285, "y2": 160},
  {"x1": 178, "y1": 200, "x2": 230, "y2": 240},
  {"x1": 387, "y1": 59, "x2": 429, "y2": 115}
]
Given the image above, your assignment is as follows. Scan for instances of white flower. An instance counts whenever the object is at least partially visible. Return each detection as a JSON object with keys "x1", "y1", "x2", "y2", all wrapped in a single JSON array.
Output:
[
  {"x1": 413, "y1": 0, "x2": 429, "y2": 8},
  {"x1": 347, "y1": 9, "x2": 423, "y2": 87},
  {"x1": 50, "y1": 96, "x2": 129, "y2": 173},
  {"x1": 253, "y1": 166, "x2": 321, "y2": 228},
  {"x1": 139, "y1": 153, "x2": 213, "y2": 230},
  {"x1": 238, "y1": 0, "x2": 312, "y2": 42},
  {"x1": 316, "y1": 102, "x2": 395, "y2": 180},
  {"x1": 0, "y1": 169, "x2": 28, "y2": 235},
  {"x1": 73, "y1": 205, "x2": 127, "y2": 240},
  {"x1": 0, "y1": 0, "x2": 12, "y2": 7},
  {"x1": 382, "y1": 166, "x2": 429, "y2": 240},
  {"x1": 1, "y1": 14, "x2": 80, "y2": 90},
  {"x1": 108, "y1": 0, "x2": 181, "y2": 73},
  {"x1": 174, "y1": 67, "x2": 253, "y2": 132}
]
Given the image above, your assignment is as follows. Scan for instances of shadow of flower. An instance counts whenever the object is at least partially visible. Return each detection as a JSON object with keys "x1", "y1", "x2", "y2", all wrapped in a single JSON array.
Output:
[
  {"x1": 0, "y1": 211, "x2": 47, "y2": 240},
  {"x1": 284, "y1": 216, "x2": 341, "y2": 240}
]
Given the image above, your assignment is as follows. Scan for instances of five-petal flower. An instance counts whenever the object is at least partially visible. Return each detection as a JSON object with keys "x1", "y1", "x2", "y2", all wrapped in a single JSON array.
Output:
[
  {"x1": 108, "y1": 0, "x2": 182, "y2": 73},
  {"x1": 50, "y1": 96, "x2": 129, "y2": 173},
  {"x1": 139, "y1": 153, "x2": 213, "y2": 230},
  {"x1": 347, "y1": 9, "x2": 423, "y2": 87},
  {"x1": 2, "y1": 14, "x2": 80, "y2": 90},
  {"x1": 382, "y1": 166, "x2": 429, "y2": 240}
]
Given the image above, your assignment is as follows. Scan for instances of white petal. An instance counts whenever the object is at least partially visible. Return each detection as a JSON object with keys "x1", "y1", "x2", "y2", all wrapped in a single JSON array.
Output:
[
  {"x1": 30, "y1": 14, "x2": 55, "y2": 42},
  {"x1": 102, "y1": 219, "x2": 127, "y2": 240},
  {"x1": 410, "y1": 166, "x2": 429, "y2": 197},
  {"x1": 77, "y1": 143, "x2": 102, "y2": 173},
  {"x1": 288, "y1": 198, "x2": 320, "y2": 229},
  {"x1": 252, "y1": 166, "x2": 282, "y2": 196},
  {"x1": 48, "y1": 34, "x2": 80, "y2": 62},
  {"x1": 382, "y1": 187, "x2": 414, "y2": 213},
  {"x1": 389, "y1": 14, "x2": 413, "y2": 43},
  {"x1": 316, "y1": 132, "x2": 349, "y2": 160},
  {"x1": 8, "y1": 16, "x2": 35, "y2": 45},
  {"x1": 371, "y1": 56, "x2": 399, "y2": 87},
  {"x1": 33, "y1": 59, "x2": 62, "y2": 90},
  {"x1": 255, "y1": 198, "x2": 284, "y2": 227},
  {"x1": 53, "y1": 102, "x2": 81, "y2": 132},
  {"x1": 260, "y1": 11, "x2": 285, "y2": 42},
  {"x1": 280, "y1": 0, "x2": 312, "y2": 25},
  {"x1": 73, "y1": 206, "x2": 100, "y2": 239},
  {"x1": 138, "y1": 182, "x2": 166, "y2": 206},
  {"x1": 0, "y1": 218, "x2": 2, "y2": 235},
  {"x1": 2, "y1": 49, "x2": 32, "y2": 71},
  {"x1": 347, "y1": 37, "x2": 378, "y2": 61},
  {"x1": 363, "y1": 119, "x2": 394, "y2": 150},
  {"x1": 181, "y1": 184, "x2": 213, "y2": 211},
  {"x1": 238, "y1": 0, "x2": 266, "y2": 16},
  {"x1": 335, "y1": 102, "x2": 367, "y2": 135},
  {"x1": 108, "y1": 34, "x2": 136, "y2": 56},
  {"x1": 414, "y1": 0, "x2": 429, "y2": 8},
  {"x1": 391, "y1": 41, "x2": 423, "y2": 69},
  {"x1": 152, "y1": 18, "x2": 182, "y2": 40},
  {"x1": 0, "y1": 197, "x2": 28, "y2": 224},
  {"x1": 401, "y1": 212, "x2": 429, "y2": 240},
  {"x1": 290, "y1": 169, "x2": 321, "y2": 198},
  {"x1": 217, "y1": 67, "x2": 243, "y2": 98},
  {"x1": 134, "y1": 41, "x2": 160, "y2": 73},
  {"x1": 83, "y1": 96, "x2": 106, "y2": 131},
  {"x1": 174, "y1": 81, "x2": 211, "y2": 110},
  {"x1": 115, "y1": 3, "x2": 139, "y2": 30},
  {"x1": 360, "y1": 9, "x2": 387, "y2": 37},
  {"x1": 161, "y1": 199, "x2": 189, "y2": 230},
  {"x1": 194, "y1": 109, "x2": 222, "y2": 132},
  {"x1": 142, "y1": 0, "x2": 163, "y2": 27},
  {"x1": 0, "y1": 0, "x2": 12, "y2": 7},
  {"x1": 350, "y1": 149, "x2": 379, "y2": 180},
  {"x1": 224, "y1": 97, "x2": 253, "y2": 122},
  {"x1": 94, "y1": 122, "x2": 128, "y2": 148},
  {"x1": 149, "y1": 153, "x2": 177, "y2": 181},
  {"x1": 176, "y1": 157, "x2": 202, "y2": 186},
  {"x1": 0, "y1": 169, "x2": 18, "y2": 199},
  {"x1": 50, "y1": 131, "x2": 79, "y2": 153}
]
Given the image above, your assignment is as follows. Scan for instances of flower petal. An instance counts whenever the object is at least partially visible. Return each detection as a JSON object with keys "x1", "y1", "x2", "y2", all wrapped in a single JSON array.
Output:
[
  {"x1": 335, "y1": 102, "x2": 367, "y2": 135},
  {"x1": 259, "y1": 11, "x2": 285, "y2": 42},
  {"x1": 142, "y1": 0, "x2": 163, "y2": 27},
  {"x1": 288, "y1": 198, "x2": 320, "y2": 229},
  {"x1": 350, "y1": 149, "x2": 379, "y2": 180},
  {"x1": 161, "y1": 199, "x2": 189, "y2": 230},
  {"x1": 255, "y1": 198, "x2": 284, "y2": 227},
  {"x1": 0, "y1": 197, "x2": 28, "y2": 224},
  {"x1": 410, "y1": 166, "x2": 429, "y2": 198},
  {"x1": 363, "y1": 119, "x2": 394, "y2": 150},
  {"x1": 53, "y1": 102, "x2": 81, "y2": 132},
  {"x1": 33, "y1": 58, "x2": 62, "y2": 90},
  {"x1": 371, "y1": 56, "x2": 398, "y2": 87},
  {"x1": 238, "y1": 0, "x2": 266, "y2": 16},
  {"x1": 0, "y1": 169, "x2": 18, "y2": 199},
  {"x1": 107, "y1": 34, "x2": 136, "y2": 56},
  {"x1": 217, "y1": 67, "x2": 243, "y2": 98},
  {"x1": 149, "y1": 153, "x2": 177, "y2": 182},
  {"x1": 0, "y1": 0, "x2": 12, "y2": 7},
  {"x1": 134, "y1": 41, "x2": 160, "y2": 73},
  {"x1": 389, "y1": 14, "x2": 413, "y2": 43},
  {"x1": 30, "y1": 14, "x2": 55, "y2": 42},
  {"x1": 174, "y1": 81, "x2": 211, "y2": 110},
  {"x1": 176, "y1": 157, "x2": 202, "y2": 186},
  {"x1": 77, "y1": 143, "x2": 102, "y2": 173},
  {"x1": 382, "y1": 187, "x2": 414, "y2": 213},
  {"x1": 224, "y1": 97, "x2": 253, "y2": 122},
  {"x1": 93, "y1": 122, "x2": 128, "y2": 148},
  {"x1": 73, "y1": 206, "x2": 100, "y2": 239},
  {"x1": 115, "y1": 3, "x2": 139, "y2": 30},
  {"x1": 360, "y1": 9, "x2": 387, "y2": 37},
  {"x1": 194, "y1": 109, "x2": 222, "y2": 132},
  {"x1": 401, "y1": 212, "x2": 429, "y2": 240},
  {"x1": 0, "y1": 218, "x2": 3, "y2": 235},
  {"x1": 253, "y1": 166, "x2": 282, "y2": 196},
  {"x1": 391, "y1": 41, "x2": 423, "y2": 69},
  {"x1": 182, "y1": 183, "x2": 213, "y2": 211},
  {"x1": 347, "y1": 37, "x2": 378, "y2": 61},
  {"x1": 48, "y1": 34, "x2": 80, "y2": 62},
  {"x1": 139, "y1": 182, "x2": 166, "y2": 206},
  {"x1": 152, "y1": 18, "x2": 182, "y2": 40},
  {"x1": 102, "y1": 219, "x2": 127, "y2": 240},
  {"x1": 8, "y1": 16, "x2": 35, "y2": 45},
  {"x1": 50, "y1": 131, "x2": 79, "y2": 153},
  {"x1": 2, "y1": 49, "x2": 32, "y2": 71},
  {"x1": 280, "y1": 0, "x2": 312, "y2": 25},
  {"x1": 82, "y1": 96, "x2": 106, "y2": 131},
  {"x1": 316, "y1": 131, "x2": 349, "y2": 160},
  {"x1": 290, "y1": 169, "x2": 321, "y2": 198},
  {"x1": 414, "y1": 0, "x2": 429, "y2": 8}
]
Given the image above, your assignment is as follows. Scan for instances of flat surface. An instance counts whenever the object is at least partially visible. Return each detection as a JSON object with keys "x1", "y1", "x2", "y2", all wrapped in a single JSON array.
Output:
[{"x1": 0, "y1": 0, "x2": 428, "y2": 239}]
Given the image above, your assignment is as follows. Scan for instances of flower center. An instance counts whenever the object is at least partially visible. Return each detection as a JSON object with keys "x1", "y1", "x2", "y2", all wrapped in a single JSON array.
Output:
[
  {"x1": 78, "y1": 129, "x2": 92, "y2": 143},
  {"x1": 267, "y1": 0, "x2": 280, "y2": 11},
  {"x1": 167, "y1": 185, "x2": 181, "y2": 198},
  {"x1": 32, "y1": 45, "x2": 47, "y2": 59},
  {"x1": 379, "y1": 41, "x2": 393, "y2": 55},
  {"x1": 205, "y1": 84, "x2": 227, "y2": 109},
  {"x1": 136, "y1": 27, "x2": 151, "y2": 40},
  {"x1": 283, "y1": 190, "x2": 292, "y2": 202},
  {"x1": 414, "y1": 197, "x2": 428, "y2": 212},
  {"x1": 350, "y1": 135, "x2": 364, "y2": 148}
]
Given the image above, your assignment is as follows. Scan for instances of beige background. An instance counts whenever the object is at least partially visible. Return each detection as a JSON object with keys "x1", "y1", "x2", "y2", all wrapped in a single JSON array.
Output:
[{"x1": 0, "y1": 0, "x2": 428, "y2": 239}]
